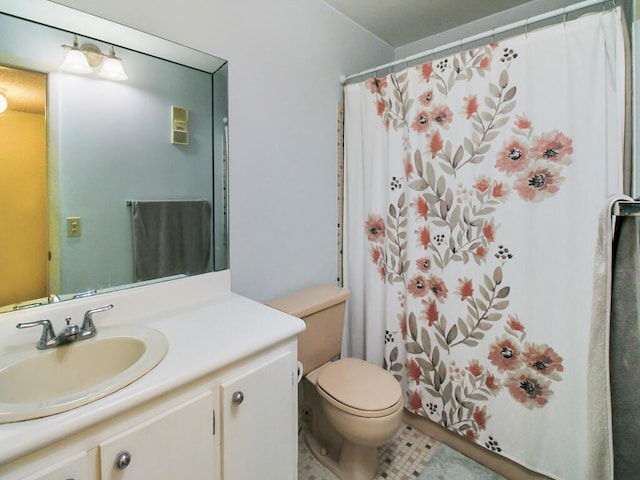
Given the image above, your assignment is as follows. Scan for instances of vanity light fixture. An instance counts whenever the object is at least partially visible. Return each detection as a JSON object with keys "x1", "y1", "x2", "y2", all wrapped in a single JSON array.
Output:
[
  {"x1": 0, "y1": 89, "x2": 7, "y2": 113},
  {"x1": 60, "y1": 35, "x2": 92, "y2": 74},
  {"x1": 99, "y1": 46, "x2": 128, "y2": 81},
  {"x1": 60, "y1": 35, "x2": 128, "y2": 81}
]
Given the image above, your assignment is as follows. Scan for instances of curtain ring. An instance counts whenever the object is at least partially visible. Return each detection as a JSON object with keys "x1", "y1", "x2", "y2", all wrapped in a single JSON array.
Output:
[
  {"x1": 525, "y1": 18, "x2": 529, "y2": 38},
  {"x1": 563, "y1": 5, "x2": 568, "y2": 26}
]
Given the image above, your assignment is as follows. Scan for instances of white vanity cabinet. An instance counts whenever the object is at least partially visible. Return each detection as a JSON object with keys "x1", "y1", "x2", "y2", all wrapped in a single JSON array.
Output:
[
  {"x1": 0, "y1": 342, "x2": 299, "y2": 480},
  {"x1": 18, "y1": 450, "x2": 96, "y2": 480},
  {"x1": 99, "y1": 391, "x2": 216, "y2": 479},
  {"x1": 220, "y1": 351, "x2": 296, "y2": 479}
]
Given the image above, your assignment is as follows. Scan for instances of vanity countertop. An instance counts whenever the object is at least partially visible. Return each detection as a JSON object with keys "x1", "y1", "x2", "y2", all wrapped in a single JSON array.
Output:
[{"x1": 0, "y1": 273, "x2": 305, "y2": 465}]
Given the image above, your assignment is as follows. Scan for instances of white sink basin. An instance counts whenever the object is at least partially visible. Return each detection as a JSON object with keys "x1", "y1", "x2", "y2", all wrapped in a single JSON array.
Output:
[{"x1": 0, "y1": 325, "x2": 168, "y2": 423}]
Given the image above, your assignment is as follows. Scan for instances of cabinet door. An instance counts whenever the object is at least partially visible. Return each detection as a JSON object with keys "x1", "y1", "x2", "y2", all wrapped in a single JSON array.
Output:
[
  {"x1": 100, "y1": 390, "x2": 216, "y2": 479},
  {"x1": 21, "y1": 450, "x2": 96, "y2": 480},
  {"x1": 221, "y1": 352, "x2": 296, "y2": 480}
]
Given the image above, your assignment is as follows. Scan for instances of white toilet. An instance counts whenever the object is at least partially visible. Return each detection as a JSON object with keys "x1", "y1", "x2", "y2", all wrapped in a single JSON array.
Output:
[{"x1": 268, "y1": 285, "x2": 403, "y2": 480}]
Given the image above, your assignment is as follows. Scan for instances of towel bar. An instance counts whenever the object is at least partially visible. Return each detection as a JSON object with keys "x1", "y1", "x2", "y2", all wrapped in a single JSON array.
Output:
[{"x1": 613, "y1": 201, "x2": 640, "y2": 216}]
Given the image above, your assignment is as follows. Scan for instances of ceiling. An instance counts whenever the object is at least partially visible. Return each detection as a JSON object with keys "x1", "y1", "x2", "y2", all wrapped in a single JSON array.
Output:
[{"x1": 323, "y1": 0, "x2": 534, "y2": 47}]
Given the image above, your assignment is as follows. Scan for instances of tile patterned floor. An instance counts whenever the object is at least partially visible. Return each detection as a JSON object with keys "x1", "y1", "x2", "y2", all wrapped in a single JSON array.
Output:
[{"x1": 298, "y1": 423, "x2": 440, "y2": 480}]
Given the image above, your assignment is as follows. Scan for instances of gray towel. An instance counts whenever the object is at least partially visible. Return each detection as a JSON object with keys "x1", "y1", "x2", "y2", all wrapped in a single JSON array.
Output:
[
  {"x1": 610, "y1": 214, "x2": 640, "y2": 479},
  {"x1": 587, "y1": 195, "x2": 631, "y2": 480},
  {"x1": 131, "y1": 200, "x2": 212, "y2": 282}
]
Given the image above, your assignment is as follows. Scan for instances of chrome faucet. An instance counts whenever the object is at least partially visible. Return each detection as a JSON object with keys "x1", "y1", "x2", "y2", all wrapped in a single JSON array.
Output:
[
  {"x1": 16, "y1": 304, "x2": 114, "y2": 350},
  {"x1": 79, "y1": 304, "x2": 114, "y2": 340}
]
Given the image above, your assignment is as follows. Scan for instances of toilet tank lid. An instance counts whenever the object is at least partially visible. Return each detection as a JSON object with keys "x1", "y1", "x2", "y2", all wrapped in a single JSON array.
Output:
[{"x1": 267, "y1": 285, "x2": 350, "y2": 318}]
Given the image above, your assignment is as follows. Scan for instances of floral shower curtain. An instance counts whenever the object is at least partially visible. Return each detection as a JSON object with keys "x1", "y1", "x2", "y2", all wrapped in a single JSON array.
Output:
[{"x1": 343, "y1": 9, "x2": 625, "y2": 480}]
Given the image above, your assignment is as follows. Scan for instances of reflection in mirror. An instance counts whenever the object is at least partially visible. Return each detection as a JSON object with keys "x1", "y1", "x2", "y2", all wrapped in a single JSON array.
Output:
[{"x1": 0, "y1": 2, "x2": 229, "y2": 313}]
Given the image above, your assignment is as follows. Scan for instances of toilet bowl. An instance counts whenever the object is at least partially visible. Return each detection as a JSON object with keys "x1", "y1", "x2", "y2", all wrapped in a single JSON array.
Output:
[
  {"x1": 309, "y1": 358, "x2": 403, "y2": 480},
  {"x1": 267, "y1": 286, "x2": 403, "y2": 480}
]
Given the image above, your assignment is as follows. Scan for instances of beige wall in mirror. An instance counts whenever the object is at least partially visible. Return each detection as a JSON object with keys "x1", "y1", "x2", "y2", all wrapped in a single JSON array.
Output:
[{"x1": 0, "y1": 0, "x2": 229, "y2": 313}]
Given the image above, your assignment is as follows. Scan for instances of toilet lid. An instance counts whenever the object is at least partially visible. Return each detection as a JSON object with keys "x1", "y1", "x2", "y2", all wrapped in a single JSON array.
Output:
[{"x1": 316, "y1": 358, "x2": 401, "y2": 414}]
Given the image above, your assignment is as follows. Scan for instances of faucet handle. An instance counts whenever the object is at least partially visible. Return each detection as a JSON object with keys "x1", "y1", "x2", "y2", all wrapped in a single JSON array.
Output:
[
  {"x1": 80, "y1": 304, "x2": 114, "y2": 337},
  {"x1": 16, "y1": 319, "x2": 57, "y2": 349}
]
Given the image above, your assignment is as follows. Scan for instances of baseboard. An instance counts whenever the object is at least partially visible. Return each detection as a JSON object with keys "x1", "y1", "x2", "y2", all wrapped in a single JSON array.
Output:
[{"x1": 402, "y1": 409, "x2": 553, "y2": 480}]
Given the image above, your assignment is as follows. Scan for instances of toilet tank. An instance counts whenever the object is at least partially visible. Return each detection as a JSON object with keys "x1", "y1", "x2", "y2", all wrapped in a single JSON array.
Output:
[{"x1": 267, "y1": 285, "x2": 350, "y2": 374}]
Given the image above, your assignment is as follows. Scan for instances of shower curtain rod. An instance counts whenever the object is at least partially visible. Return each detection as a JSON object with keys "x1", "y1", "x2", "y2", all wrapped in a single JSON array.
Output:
[{"x1": 339, "y1": 0, "x2": 608, "y2": 85}]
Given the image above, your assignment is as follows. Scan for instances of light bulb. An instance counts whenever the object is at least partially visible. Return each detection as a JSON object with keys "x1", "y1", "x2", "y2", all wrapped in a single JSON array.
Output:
[
  {"x1": 60, "y1": 35, "x2": 92, "y2": 74},
  {"x1": 0, "y1": 92, "x2": 7, "y2": 113},
  {"x1": 100, "y1": 57, "x2": 128, "y2": 81},
  {"x1": 61, "y1": 48, "x2": 92, "y2": 74}
]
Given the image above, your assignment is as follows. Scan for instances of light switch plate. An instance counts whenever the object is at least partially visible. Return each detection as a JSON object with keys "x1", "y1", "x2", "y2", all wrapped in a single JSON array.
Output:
[{"x1": 67, "y1": 217, "x2": 81, "y2": 237}]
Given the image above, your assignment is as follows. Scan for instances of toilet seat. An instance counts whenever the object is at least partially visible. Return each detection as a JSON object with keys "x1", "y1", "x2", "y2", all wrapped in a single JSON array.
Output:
[{"x1": 315, "y1": 358, "x2": 402, "y2": 418}]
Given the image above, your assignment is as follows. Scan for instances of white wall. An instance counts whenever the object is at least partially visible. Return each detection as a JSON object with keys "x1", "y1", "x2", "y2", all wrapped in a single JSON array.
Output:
[{"x1": 54, "y1": 0, "x2": 393, "y2": 303}]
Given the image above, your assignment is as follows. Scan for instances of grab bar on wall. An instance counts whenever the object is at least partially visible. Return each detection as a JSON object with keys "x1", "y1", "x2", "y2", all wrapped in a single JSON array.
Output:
[{"x1": 613, "y1": 201, "x2": 640, "y2": 216}]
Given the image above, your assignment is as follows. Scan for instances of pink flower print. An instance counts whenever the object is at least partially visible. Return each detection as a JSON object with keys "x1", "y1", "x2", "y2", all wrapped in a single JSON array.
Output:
[
  {"x1": 370, "y1": 245, "x2": 382, "y2": 265},
  {"x1": 409, "y1": 390, "x2": 423, "y2": 412},
  {"x1": 473, "y1": 176, "x2": 491, "y2": 193},
  {"x1": 464, "y1": 95, "x2": 478, "y2": 119},
  {"x1": 429, "y1": 131, "x2": 443, "y2": 159},
  {"x1": 423, "y1": 299, "x2": 439, "y2": 326},
  {"x1": 365, "y1": 214, "x2": 385, "y2": 242},
  {"x1": 399, "y1": 312, "x2": 407, "y2": 340},
  {"x1": 506, "y1": 370, "x2": 552, "y2": 408},
  {"x1": 404, "y1": 158, "x2": 414, "y2": 177},
  {"x1": 365, "y1": 76, "x2": 388, "y2": 94},
  {"x1": 411, "y1": 110, "x2": 431, "y2": 133},
  {"x1": 515, "y1": 163, "x2": 563, "y2": 202},
  {"x1": 457, "y1": 278, "x2": 474, "y2": 301},
  {"x1": 425, "y1": 275, "x2": 448, "y2": 300},
  {"x1": 473, "y1": 405, "x2": 489, "y2": 430},
  {"x1": 485, "y1": 373, "x2": 502, "y2": 395},
  {"x1": 466, "y1": 359, "x2": 484, "y2": 377},
  {"x1": 522, "y1": 342, "x2": 564, "y2": 380},
  {"x1": 419, "y1": 89, "x2": 434, "y2": 107},
  {"x1": 475, "y1": 246, "x2": 487, "y2": 261},
  {"x1": 420, "y1": 62, "x2": 433, "y2": 82},
  {"x1": 482, "y1": 220, "x2": 496, "y2": 244},
  {"x1": 416, "y1": 257, "x2": 431, "y2": 273},
  {"x1": 408, "y1": 274, "x2": 429, "y2": 298},
  {"x1": 465, "y1": 430, "x2": 478, "y2": 442},
  {"x1": 376, "y1": 98, "x2": 385, "y2": 117},
  {"x1": 495, "y1": 140, "x2": 529, "y2": 174},
  {"x1": 411, "y1": 195, "x2": 429, "y2": 220},
  {"x1": 479, "y1": 56, "x2": 491, "y2": 70},
  {"x1": 491, "y1": 181, "x2": 509, "y2": 200},
  {"x1": 431, "y1": 105, "x2": 453, "y2": 129},
  {"x1": 515, "y1": 114, "x2": 531, "y2": 130},
  {"x1": 488, "y1": 335, "x2": 522, "y2": 371},
  {"x1": 507, "y1": 315, "x2": 525, "y2": 333},
  {"x1": 377, "y1": 263, "x2": 387, "y2": 280},
  {"x1": 416, "y1": 226, "x2": 431, "y2": 249},
  {"x1": 407, "y1": 359, "x2": 422, "y2": 384},
  {"x1": 531, "y1": 130, "x2": 573, "y2": 164}
]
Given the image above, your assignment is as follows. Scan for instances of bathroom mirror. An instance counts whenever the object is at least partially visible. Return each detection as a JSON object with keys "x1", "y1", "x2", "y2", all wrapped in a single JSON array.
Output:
[{"x1": 0, "y1": 0, "x2": 229, "y2": 313}]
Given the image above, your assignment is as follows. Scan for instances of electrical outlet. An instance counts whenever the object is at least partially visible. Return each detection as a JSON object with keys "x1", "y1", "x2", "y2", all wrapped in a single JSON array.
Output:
[{"x1": 67, "y1": 217, "x2": 81, "y2": 237}]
